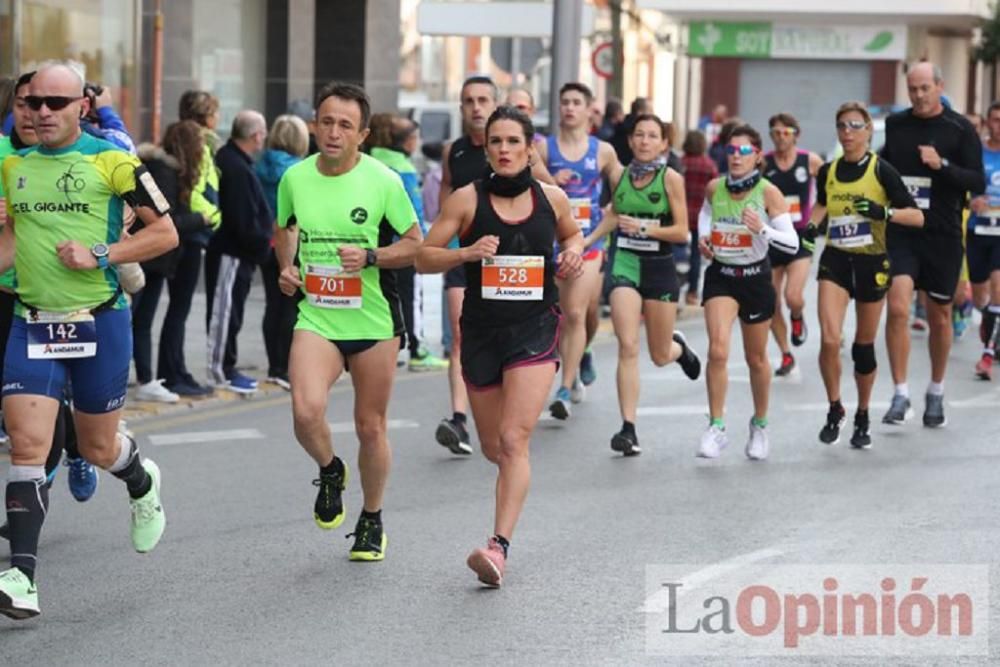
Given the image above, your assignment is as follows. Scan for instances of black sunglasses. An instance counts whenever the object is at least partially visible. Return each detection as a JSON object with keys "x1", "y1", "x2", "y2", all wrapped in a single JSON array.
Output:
[{"x1": 23, "y1": 95, "x2": 84, "y2": 111}]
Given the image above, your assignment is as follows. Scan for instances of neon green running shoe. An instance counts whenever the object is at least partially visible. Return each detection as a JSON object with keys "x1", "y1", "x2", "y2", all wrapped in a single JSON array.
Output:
[
  {"x1": 0, "y1": 568, "x2": 39, "y2": 620},
  {"x1": 314, "y1": 461, "x2": 349, "y2": 530},
  {"x1": 130, "y1": 459, "x2": 165, "y2": 553},
  {"x1": 347, "y1": 516, "x2": 387, "y2": 562},
  {"x1": 408, "y1": 348, "x2": 449, "y2": 372}
]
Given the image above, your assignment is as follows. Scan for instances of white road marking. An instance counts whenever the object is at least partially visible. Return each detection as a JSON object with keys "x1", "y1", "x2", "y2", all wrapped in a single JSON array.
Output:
[
  {"x1": 149, "y1": 428, "x2": 265, "y2": 446},
  {"x1": 640, "y1": 547, "x2": 784, "y2": 613},
  {"x1": 328, "y1": 419, "x2": 420, "y2": 434}
]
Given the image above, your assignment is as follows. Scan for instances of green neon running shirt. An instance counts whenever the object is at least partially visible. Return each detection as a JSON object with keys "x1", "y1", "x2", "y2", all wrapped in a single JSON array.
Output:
[
  {"x1": 1, "y1": 133, "x2": 147, "y2": 313},
  {"x1": 277, "y1": 153, "x2": 418, "y2": 340}
]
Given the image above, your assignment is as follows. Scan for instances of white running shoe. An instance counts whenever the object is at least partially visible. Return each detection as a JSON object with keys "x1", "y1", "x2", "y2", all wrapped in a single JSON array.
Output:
[
  {"x1": 570, "y1": 376, "x2": 586, "y2": 404},
  {"x1": 135, "y1": 379, "x2": 180, "y2": 403},
  {"x1": 697, "y1": 423, "x2": 728, "y2": 458},
  {"x1": 745, "y1": 420, "x2": 769, "y2": 461}
]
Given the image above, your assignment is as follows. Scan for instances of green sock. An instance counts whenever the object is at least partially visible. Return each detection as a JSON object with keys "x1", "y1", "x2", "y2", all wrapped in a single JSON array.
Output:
[
  {"x1": 710, "y1": 417, "x2": 725, "y2": 429},
  {"x1": 752, "y1": 416, "x2": 768, "y2": 428}
]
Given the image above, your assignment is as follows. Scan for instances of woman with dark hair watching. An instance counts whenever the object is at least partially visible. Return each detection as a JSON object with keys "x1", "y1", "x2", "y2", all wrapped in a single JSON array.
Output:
[
  {"x1": 256, "y1": 114, "x2": 310, "y2": 389},
  {"x1": 134, "y1": 121, "x2": 216, "y2": 398},
  {"x1": 368, "y1": 113, "x2": 448, "y2": 371},
  {"x1": 417, "y1": 105, "x2": 584, "y2": 587},
  {"x1": 697, "y1": 123, "x2": 798, "y2": 461}
]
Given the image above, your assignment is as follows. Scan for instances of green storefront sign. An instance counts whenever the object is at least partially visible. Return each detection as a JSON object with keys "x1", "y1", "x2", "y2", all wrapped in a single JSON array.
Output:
[{"x1": 688, "y1": 21, "x2": 905, "y2": 61}]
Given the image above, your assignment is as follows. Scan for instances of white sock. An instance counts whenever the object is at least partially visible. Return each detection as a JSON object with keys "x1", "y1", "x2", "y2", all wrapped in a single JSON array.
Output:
[
  {"x1": 7, "y1": 465, "x2": 45, "y2": 483},
  {"x1": 927, "y1": 381, "x2": 945, "y2": 397},
  {"x1": 894, "y1": 383, "x2": 909, "y2": 398},
  {"x1": 107, "y1": 432, "x2": 135, "y2": 473}
]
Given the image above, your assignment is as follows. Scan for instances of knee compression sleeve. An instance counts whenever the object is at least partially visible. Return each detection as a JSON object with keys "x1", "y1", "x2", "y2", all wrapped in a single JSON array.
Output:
[{"x1": 852, "y1": 343, "x2": 877, "y2": 375}]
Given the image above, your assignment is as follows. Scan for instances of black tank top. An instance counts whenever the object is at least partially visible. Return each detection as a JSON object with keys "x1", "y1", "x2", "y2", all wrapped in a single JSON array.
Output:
[
  {"x1": 461, "y1": 180, "x2": 558, "y2": 327},
  {"x1": 448, "y1": 136, "x2": 489, "y2": 190},
  {"x1": 763, "y1": 151, "x2": 812, "y2": 227}
]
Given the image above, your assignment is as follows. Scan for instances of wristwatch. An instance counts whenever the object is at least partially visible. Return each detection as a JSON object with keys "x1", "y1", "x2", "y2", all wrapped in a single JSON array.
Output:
[
  {"x1": 941, "y1": 158, "x2": 950, "y2": 169},
  {"x1": 639, "y1": 222, "x2": 649, "y2": 238},
  {"x1": 365, "y1": 248, "x2": 378, "y2": 268},
  {"x1": 91, "y1": 242, "x2": 110, "y2": 269},
  {"x1": 886, "y1": 207, "x2": 895, "y2": 222}
]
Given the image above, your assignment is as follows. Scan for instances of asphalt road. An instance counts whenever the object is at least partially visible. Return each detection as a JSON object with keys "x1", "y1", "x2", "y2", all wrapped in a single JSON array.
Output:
[{"x1": 3, "y1": 277, "x2": 1000, "y2": 665}]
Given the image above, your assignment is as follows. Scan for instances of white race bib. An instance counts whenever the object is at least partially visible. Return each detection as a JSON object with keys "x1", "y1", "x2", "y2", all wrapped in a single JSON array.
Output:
[
  {"x1": 304, "y1": 264, "x2": 362, "y2": 309},
  {"x1": 616, "y1": 218, "x2": 661, "y2": 252},
  {"x1": 710, "y1": 221, "x2": 754, "y2": 261},
  {"x1": 26, "y1": 311, "x2": 97, "y2": 359},
  {"x1": 481, "y1": 255, "x2": 545, "y2": 301},
  {"x1": 785, "y1": 195, "x2": 802, "y2": 223},
  {"x1": 902, "y1": 176, "x2": 931, "y2": 210},
  {"x1": 828, "y1": 214, "x2": 874, "y2": 249},
  {"x1": 568, "y1": 197, "x2": 592, "y2": 231}
]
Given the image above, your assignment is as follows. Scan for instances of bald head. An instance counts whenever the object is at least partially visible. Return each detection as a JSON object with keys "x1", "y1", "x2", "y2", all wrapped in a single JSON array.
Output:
[
  {"x1": 31, "y1": 63, "x2": 85, "y2": 97},
  {"x1": 907, "y1": 62, "x2": 945, "y2": 119},
  {"x1": 28, "y1": 62, "x2": 89, "y2": 149}
]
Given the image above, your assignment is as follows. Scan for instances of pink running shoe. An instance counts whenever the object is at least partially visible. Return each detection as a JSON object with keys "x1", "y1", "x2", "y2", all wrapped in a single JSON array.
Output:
[{"x1": 467, "y1": 537, "x2": 506, "y2": 588}]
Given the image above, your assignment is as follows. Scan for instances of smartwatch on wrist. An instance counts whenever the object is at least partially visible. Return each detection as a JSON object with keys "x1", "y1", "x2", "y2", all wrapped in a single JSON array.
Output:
[
  {"x1": 365, "y1": 248, "x2": 378, "y2": 268},
  {"x1": 91, "y1": 242, "x2": 110, "y2": 269},
  {"x1": 941, "y1": 158, "x2": 950, "y2": 169},
  {"x1": 639, "y1": 222, "x2": 649, "y2": 238},
  {"x1": 886, "y1": 207, "x2": 895, "y2": 222}
]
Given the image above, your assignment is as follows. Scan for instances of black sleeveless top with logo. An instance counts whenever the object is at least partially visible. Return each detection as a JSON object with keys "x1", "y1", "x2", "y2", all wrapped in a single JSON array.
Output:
[
  {"x1": 763, "y1": 151, "x2": 812, "y2": 228},
  {"x1": 461, "y1": 180, "x2": 558, "y2": 327},
  {"x1": 448, "y1": 136, "x2": 489, "y2": 190}
]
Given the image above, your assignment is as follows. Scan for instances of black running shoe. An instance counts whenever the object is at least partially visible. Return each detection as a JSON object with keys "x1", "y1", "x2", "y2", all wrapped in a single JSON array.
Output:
[
  {"x1": 819, "y1": 404, "x2": 846, "y2": 445},
  {"x1": 313, "y1": 460, "x2": 349, "y2": 530},
  {"x1": 435, "y1": 417, "x2": 473, "y2": 455},
  {"x1": 673, "y1": 331, "x2": 701, "y2": 380},
  {"x1": 347, "y1": 515, "x2": 387, "y2": 561},
  {"x1": 610, "y1": 429, "x2": 642, "y2": 456},
  {"x1": 850, "y1": 412, "x2": 872, "y2": 449},
  {"x1": 775, "y1": 352, "x2": 795, "y2": 377}
]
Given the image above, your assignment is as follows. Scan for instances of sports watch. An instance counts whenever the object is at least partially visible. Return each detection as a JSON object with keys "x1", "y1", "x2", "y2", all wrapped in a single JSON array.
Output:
[
  {"x1": 365, "y1": 248, "x2": 378, "y2": 267},
  {"x1": 91, "y1": 242, "x2": 110, "y2": 269}
]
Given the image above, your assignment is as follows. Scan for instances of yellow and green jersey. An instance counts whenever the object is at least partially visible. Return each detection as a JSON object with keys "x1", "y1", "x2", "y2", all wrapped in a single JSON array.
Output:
[
  {"x1": 277, "y1": 153, "x2": 418, "y2": 340},
  {"x1": 1, "y1": 133, "x2": 155, "y2": 313}
]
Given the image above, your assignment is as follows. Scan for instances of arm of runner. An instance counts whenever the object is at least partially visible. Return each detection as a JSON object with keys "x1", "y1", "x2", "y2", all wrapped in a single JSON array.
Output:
[
  {"x1": 599, "y1": 140, "x2": 623, "y2": 180},
  {"x1": 530, "y1": 153, "x2": 556, "y2": 185},
  {"x1": 584, "y1": 205, "x2": 618, "y2": 248},
  {"x1": 339, "y1": 173, "x2": 424, "y2": 272},
  {"x1": 438, "y1": 141, "x2": 453, "y2": 204},
  {"x1": 0, "y1": 213, "x2": 13, "y2": 274},
  {"x1": 416, "y1": 185, "x2": 489, "y2": 273},
  {"x1": 549, "y1": 186, "x2": 584, "y2": 279},
  {"x1": 808, "y1": 152, "x2": 824, "y2": 178},
  {"x1": 697, "y1": 179, "x2": 718, "y2": 259},
  {"x1": 275, "y1": 167, "x2": 302, "y2": 296},
  {"x1": 56, "y1": 204, "x2": 177, "y2": 270},
  {"x1": 651, "y1": 168, "x2": 689, "y2": 245},
  {"x1": 752, "y1": 182, "x2": 798, "y2": 254},
  {"x1": 927, "y1": 122, "x2": 985, "y2": 194}
]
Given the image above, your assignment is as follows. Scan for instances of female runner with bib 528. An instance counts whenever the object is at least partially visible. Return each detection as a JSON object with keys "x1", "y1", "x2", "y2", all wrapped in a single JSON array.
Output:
[{"x1": 417, "y1": 106, "x2": 584, "y2": 588}]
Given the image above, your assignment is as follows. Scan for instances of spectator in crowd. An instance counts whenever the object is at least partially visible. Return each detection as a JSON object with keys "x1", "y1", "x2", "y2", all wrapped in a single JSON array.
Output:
[
  {"x1": 0, "y1": 77, "x2": 15, "y2": 125},
  {"x1": 255, "y1": 114, "x2": 310, "y2": 389},
  {"x1": 681, "y1": 129, "x2": 717, "y2": 305},
  {"x1": 205, "y1": 110, "x2": 272, "y2": 394},
  {"x1": 133, "y1": 121, "x2": 217, "y2": 400},
  {"x1": 698, "y1": 103, "x2": 729, "y2": 145},
  {"x1": 590, "y1": 103, "x2": 604, "y2": 136},
  {"x1": 367, "y1": 113, "x2": 448, "y2": 371},
  {"x1": 420, "y1": 141, "x2": 452, "y2": 354},
  {"x1": 597, "y1": 98, "x2": 623, "y2": 142},
  {"x1": 612, "y1": 96, "x2": 652, "y2": 165},
  {"x1": 81, "y1": 82, "x2": 135, "y2": 153}
]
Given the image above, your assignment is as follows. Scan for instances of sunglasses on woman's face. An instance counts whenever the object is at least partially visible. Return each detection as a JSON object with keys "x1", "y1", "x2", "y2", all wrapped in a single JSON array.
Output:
[
  {"x1": 770, "y1": 127, "x2": 797, "y2": 138},
  {"x1": 836, "y1": 120, "x2": 868, "y2": 132},
  {"x1": 726, "y1": 144, "x2": 756, "y2": 156},
  {"x1": 23, "y1": 95, "x2": 83, "y2": 111}
]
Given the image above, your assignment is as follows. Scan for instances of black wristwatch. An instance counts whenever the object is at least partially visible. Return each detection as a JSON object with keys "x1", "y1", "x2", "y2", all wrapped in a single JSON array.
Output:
[{"x1": 365, "y1": 248, "x2": 378, "y2": 268}]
